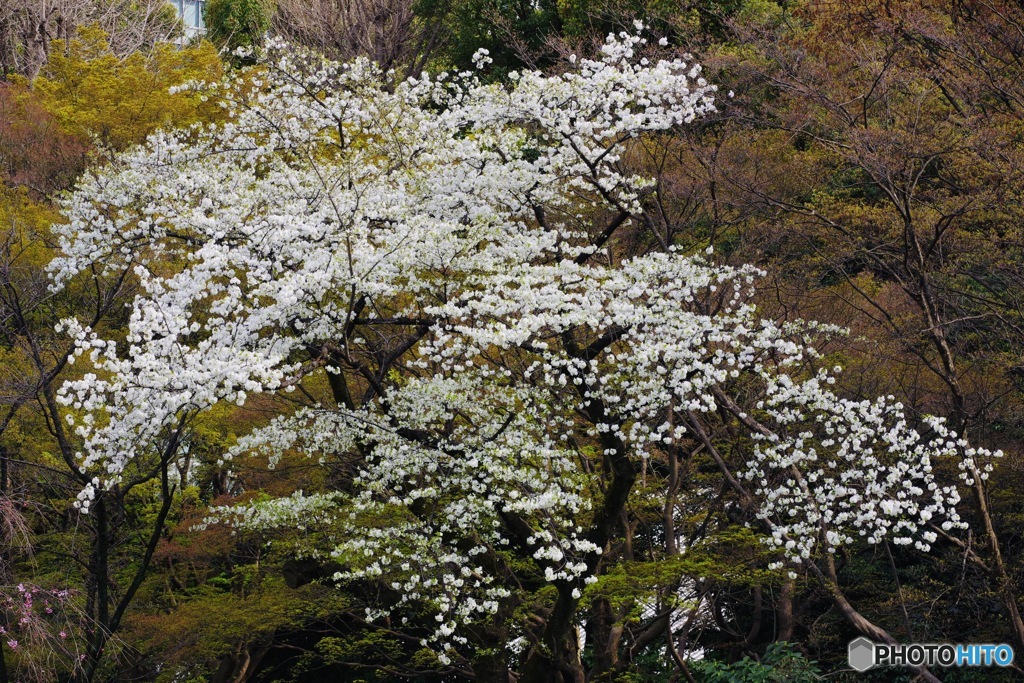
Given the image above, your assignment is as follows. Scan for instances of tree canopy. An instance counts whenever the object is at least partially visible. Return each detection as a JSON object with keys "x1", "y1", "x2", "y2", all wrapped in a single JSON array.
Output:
[
  {"x1": 5, "y1": 2, "x2": 1024, "y2": 682},
  {"x1": 48, "y1": 25, "x2": 996, "y2": 682}
]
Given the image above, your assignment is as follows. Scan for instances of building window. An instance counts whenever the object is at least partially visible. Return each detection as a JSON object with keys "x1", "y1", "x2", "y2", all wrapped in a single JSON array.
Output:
[{"x1": 173, "y1": 0, "x2": 206, "y2": 32}]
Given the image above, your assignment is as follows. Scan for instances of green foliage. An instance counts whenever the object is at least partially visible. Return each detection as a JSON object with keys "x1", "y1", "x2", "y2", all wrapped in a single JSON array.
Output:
[
  {"x1": 414, "y1": 0, "x2": 562, "y2": 73},
  {"x1": 585, "y1": 526, "x2": 777, "y2": 615},
  {"x1": 291, "y1": 631, "x2": 440, "y2": 681},
  {"x1": 130, "y1": 577, "x2": 350, "y2": 679},
  {"x1": 32, "y1": 25, "x2": 224, "y2": 151},
  {"x1": 315, "y1": 632, "x2": 404, "y2": 663},
  {"x1": 204, "y1": 0, "x2": 275, "y2": 57},
  {"x1": 414, "y1": 0, "x2": 756, "y2": 74},
  {"x1": 734, "y1": 0, "x2": 785, "y2": 28},
  {"x1": 689, "y1": 642, "x2": 821, "y2": 682}
]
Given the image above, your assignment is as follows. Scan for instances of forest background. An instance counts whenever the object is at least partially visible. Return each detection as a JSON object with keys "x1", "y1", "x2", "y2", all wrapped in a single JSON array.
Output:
[{"x1": 2, "y1": 0, "x2": 1024, "y2": 682}]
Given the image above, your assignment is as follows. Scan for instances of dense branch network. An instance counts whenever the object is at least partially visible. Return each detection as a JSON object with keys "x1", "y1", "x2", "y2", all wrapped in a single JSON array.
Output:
[{"x1": 49, "y1": 26, "x2": 995, "y2": 663}]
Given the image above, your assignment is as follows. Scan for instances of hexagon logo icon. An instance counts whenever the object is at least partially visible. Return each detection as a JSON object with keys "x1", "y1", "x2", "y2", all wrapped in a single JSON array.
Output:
[{"x1": 849, "y1": 637, "x2": 876, "y2": 672}]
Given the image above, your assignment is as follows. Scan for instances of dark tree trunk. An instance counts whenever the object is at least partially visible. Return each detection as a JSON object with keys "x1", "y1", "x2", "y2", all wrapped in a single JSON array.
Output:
[
  {"x1": 520, "y1": 585, "x2": 585, "y2": 683},
  {"x1": 777, "y1": 575, "x2": 795, "y2": 642},
  {"x1": 0, "y1": 640, "x2": 8, "y2": 683},
  {"x1": 587, "y1": 597, "x2": 623, "y2": 679}
]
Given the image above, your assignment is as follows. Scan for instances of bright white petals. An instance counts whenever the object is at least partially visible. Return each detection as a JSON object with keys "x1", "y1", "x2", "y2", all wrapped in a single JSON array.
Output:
[{"x1": 51, "y1": 29, "x2": 987, "y2": 656}]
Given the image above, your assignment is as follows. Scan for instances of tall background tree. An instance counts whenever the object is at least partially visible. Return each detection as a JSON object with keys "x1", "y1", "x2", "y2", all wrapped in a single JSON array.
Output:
[
  {"x1": 0, "y1": 0, "x2": 183, "y2": 79},
  {"x1": 0, "y1": 27, "x2": 223, "y2": 681}
]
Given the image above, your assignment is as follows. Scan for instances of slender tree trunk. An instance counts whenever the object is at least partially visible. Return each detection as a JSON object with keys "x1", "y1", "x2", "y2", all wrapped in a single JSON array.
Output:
[
  {"x1": 911, "y1": 274, "x2": 1024, "y2": 653},
  {"x1": 810, "y1": 556, "x2": 942, "y2": 683},
  {"x1": 971, "y1": 473, "x2": 1024, "y2": 651},
  {"x1": 82, "y1": 495, "x2": 110, "y2": 683},
  {"x1": 732, "y1": 585, "x2": 762, "y2": 657},
  {"x1": 0, "y1": 641, "x2": 8, "y2": 683},
  {"x1": 0, "y1": 444, "x2": 7, "y2": 495},
  {"x1": 211, "y1": 640, "x2": 263, "y2": 683},
  {"x1": 777, "y1": 574, "x2": 795, "y2": 641}
]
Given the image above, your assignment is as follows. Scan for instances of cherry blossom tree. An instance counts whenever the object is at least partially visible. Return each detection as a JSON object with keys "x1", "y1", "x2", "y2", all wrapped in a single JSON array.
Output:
[{"x1": 50, "y1": 28, "x2": 995, "y2": 681}]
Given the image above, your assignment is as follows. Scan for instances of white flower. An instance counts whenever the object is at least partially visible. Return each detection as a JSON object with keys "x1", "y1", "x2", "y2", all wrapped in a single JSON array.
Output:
[{"x1": 50, "y1": 28, "x2": 987, "y2": 660}]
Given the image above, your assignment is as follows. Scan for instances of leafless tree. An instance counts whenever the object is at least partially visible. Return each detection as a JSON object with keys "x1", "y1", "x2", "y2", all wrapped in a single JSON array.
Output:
[
  {"x1": 0, "y1": 0, "x2": 181, "y2": 79},
  {"x1": 272, "y1": 0, "x2": 444, "y2": 77}
]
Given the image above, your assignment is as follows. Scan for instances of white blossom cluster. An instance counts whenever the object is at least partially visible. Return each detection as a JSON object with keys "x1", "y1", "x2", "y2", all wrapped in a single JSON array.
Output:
[
  {"x1": 201, "y1": 490, "x2": 343, "y2": 532},
  {"x1": 49, "y1": 26, "x2": 989, "y2": 651},
  {"x1": 741, "y1": 371, "x2": 998, "y2": 562},
  {"x1": 424, "y1": 251, "x2": 771, "y2": 444},
  {"x1": 205, "y1": 378, "x2": 600, "y2": 650}
]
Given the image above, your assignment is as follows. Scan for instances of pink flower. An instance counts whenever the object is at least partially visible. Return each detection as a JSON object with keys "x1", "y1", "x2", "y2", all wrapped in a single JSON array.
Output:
[{"x1": 6, "y1": 639, "x2": 17, "y2": 649}]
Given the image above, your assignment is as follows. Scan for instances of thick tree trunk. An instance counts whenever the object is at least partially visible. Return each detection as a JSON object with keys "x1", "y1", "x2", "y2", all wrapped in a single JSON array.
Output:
[
  {"x1": 474, "y1": 647, "x2": 512, "y2": 683},
  {"x1": 587, "y1": 597, "x2": 623, "y2": 680},
  {"x1": 518, "y1": 351, "x2": 639, "y2": 683},
  {"x1": 471, "y1": 614, "x2": 513, "y2": 683},
  {"x1": 210, "y1": 639, "x2": 271, "y2": 683},
  {"x1": 520, "y1": 585, "x2": 585, "y2": 683}
]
